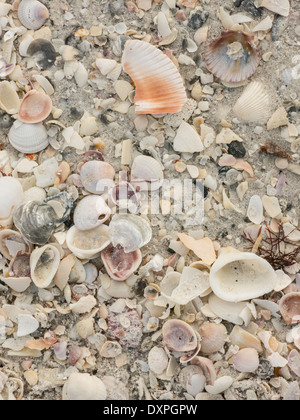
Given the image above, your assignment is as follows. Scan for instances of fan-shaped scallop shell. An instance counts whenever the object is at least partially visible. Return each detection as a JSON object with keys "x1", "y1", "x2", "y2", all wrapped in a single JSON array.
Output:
[
  {"x1": 122, "y1": 40, "x2": 187, "y2": 114},
  {"x1": 233, "y1": 81, "x2": 271, "y2": 122},
  {"x1": 18, "y1": 0, "x2": 49, "y2": 31},
  {"x1": 9, "y1": 121, "x2": 49, "y2": 154},
  {"x1": 18, "y1": 90, "x2": 52, "y2": 124},
  {"x1": 205, "y1": 31, "x2": 259, "y2": 83}
]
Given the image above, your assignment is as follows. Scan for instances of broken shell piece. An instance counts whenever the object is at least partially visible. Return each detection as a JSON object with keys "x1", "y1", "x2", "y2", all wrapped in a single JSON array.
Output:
[
  {"x1": 18, "y1": 0, "x2": 49, "y2": 30},
  {"x1": 80, "y1": 161, "x2": 115, "y2": 194},
  {"x1": 160, "y1": 271, "x2": 181, "y2": 302},
  {"x1": 66, "y1": 225, "x2": 111, "y2": 260},
  {"x1": 170, "y1": 267, "x2": 211, "y2": 305},
  {"x1": 208, "y1": 294, "x2": 251, "y2": 325},
  {"x1": 0, "y1": 229, "x2": 30, "y2": 260},
  {"x1": 73, "y1": 195, "x2": 111, "y2": 231},
  {"x1": 30, "y1": 244, "x2": 60, "y2": 288},
  {"x1": 233, "y1": 81, "x2": 271, "y2": 122},
  {"x1": 279, "y1": 293, "x2": 300, "y2": 325},
  {"x1": 62, "y1": 372, "x2": 107, "y2": 400},
  {"x1": 0, "y1": 81, "x2": 20, "y2": 115},
  {"x1": 229, "y1": 326, "x2": 263, "y2": 352},
  {"x1": 199, "y1": 322, "x2": 227, "y2": 355},
  {"x1": 162, "y1": 319, "x2": 197, "y2": 352},
  {"x1": 179, "y1": 365, "x2": 206, "y2": 396},
  {"x1": 18, "y1": 90, "x2": 52, "y2": 124},
  {"x1": 205, "y1": 31, "x2": 259, "y2": 83},
  {"x1": 191, "y1": 356, "x2": 216, "y2": 385},
  {"x1": 108, "y1": 214, "x2": 152, "y2": 253},
  {"x1": 173, "y1": 121, "x2": 204, "y2": 153},
  {"x1": 267, "y1": 106, "x2": 288, "y2": 131},
  {"x1": 101, "y1": 244, "x2": 142, "y2": 281},
  {"x1": 232, "y1": 348, "x2": 259, "y2": 372},
  {"x1": 100, "y1": 341, "x2": 122, "y2": 358},
  {"x1": 209, "y1": 247, "x2": 276, "y2": 302},
  {"x1": 257, "y1": 0, "x2": 290, "y2": 17},
  {"x1": 177, "y1": 234, "x2": 216, "y2": 266},
  {"x1": 9, "y1": 121, "x2": 49, "y2": 154},
  {"x1": 247, "y1": 195, "x2": 264, "y2": 225},
  {"x1": 122, "y1": 40, "x2": 187, "y2": 114},
  {"x1": 148, "y1": 346, "x2": 169, "y2": 375},
  {"x1": 0, "y1": 177, "x2": 24, "y2": 228},
  {"x1": 96, "y1": 58, "x2": 117, "y2": 76}
]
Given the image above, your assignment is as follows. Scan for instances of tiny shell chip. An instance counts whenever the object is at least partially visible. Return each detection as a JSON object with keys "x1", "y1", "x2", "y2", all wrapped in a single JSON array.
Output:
[
  {"x1": 247, "y1": 195, "x2": 264, "y2": 225},
  {"x1": 162, "y1": 319, "x2": 197, "y2": 352},
  {"x1": 205, "y1": 30, "x2": 259, "y2": 83},
  {"x1": 122, "y1": 40, "x2": 187, "y2": 114}
]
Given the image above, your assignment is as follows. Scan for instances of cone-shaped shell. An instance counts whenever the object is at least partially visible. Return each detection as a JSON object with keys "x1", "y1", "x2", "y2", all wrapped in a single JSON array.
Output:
[
  {"x1": 122, "y1": 40, "x2": 187, "y2": 114},
  {"x1": 9, "y1": 121, "x2": 49, "y2": 154},
  {"x1": 18, "y1": 0, "x2": 49, "y2": 30},
  {"x1": 233, "y1": 81, "x2": 271, "y2": 122},
  {"x1": 30, "y1": 244, "x2": 60, "y2": 288},
  {"x1": 18, "y1": 90, "x2": 52, "y2": 123},
  {"x1": 0, "y1": 81, "x2": 20, "y2": 115},
  {"x1": 205, "y1": 31, "x2": 259, "y2": 83},
  {"x1": 101, "y1": 243, "x2": 142, "y2": 281}
]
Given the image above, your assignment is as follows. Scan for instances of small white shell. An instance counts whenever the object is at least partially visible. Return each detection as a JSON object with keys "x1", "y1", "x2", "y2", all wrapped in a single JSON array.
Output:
[
  {"x1": 208, "y1": 294, "x2": 251, "y2": 326},
  {"x1": 0, "y1": 177, "x2": 24, "y2": 228},
  {"x1": 209, "y1": 247, "x2": 276, "y2": 302},
  {"x1": 18, "y1": 0, "x2": 49, "y2": 30},
  {"x1": 62, "y1": 372, "x2": 107, "y2": 400},
  {"x1": 199, "y1": 322, "x2": 227, "y2": 355},
  {"x1": 205, "y1": 376, "x2": 233, "y2": 395},
  {"x1": 80, "y1": 161, "x2": 115, "y2": 194},
  {"x1": 30, "y1": 244, "x2": 60, "y2": 289},
  {"x1": 232, "y1": 348, "x2": 259, "y2": 373},
  {"x1": 258, "y1": 0, "x2": 290, "y2": 17},
  {"x1": 66, "y1": 225, "x2": 111, "y2": 259},
  {"x1": 173, "y1": 121, "x2": 204, "y2": 153},
  {"x1": 73, "y1": 195, "x2": 111, "y2": 231},
  {"x1": 0, "y1": 81, "x2": 20, "y2": 115},
  {"x1": 131, "y1": 155, "x2": 164, "y2": 191},
  {"x1": 247, "y1": 195, "x2": 264, "y2": 225},
  {"x1": 170, "y1": 267, "x2": 211, "y2": 305},
  {"x1": 9, "y1": 121, "x2": 49, "y2": 154},
  {"x1": 148, "y1": 346, "x2": 169, "y2": 375},
  {"x1": 233, "y1": 81, "x2": 271, "y2": 122}
]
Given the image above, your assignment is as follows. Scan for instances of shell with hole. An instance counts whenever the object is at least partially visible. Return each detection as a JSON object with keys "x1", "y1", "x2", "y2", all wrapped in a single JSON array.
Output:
[
  {"x1": 30, "y1": 244, "x2": 61, "y2": 289},
  {"x1": 8, "y1": 120, "x2": 49, "y2": 154},
  {"x1": 0, "y1": 177, "x2": 23, "y2": 228},
  {"x1": 18, "y1": 90, "x2": 52, "y2": 124},
  {"x1": 73, "y1": 195, "x2": 111, "y2": 231},
  {"x1": 233, "y1": 81, "x2": 271, "y2": 122},
  {"x1": 279, "y1": 292, "x2": 300, "y2": 325},
  {"x1": 66, "y1": 225, "x2": 111, "y2": 259},
  {"x1": 18, "y1": 0, "x2": 49, "y2": 30},
  {"x1": 122, "y1": 40, "x2": 187, "y2": 114},
  {"x1": 108, "y1": 214, "x2": 152, "y2": 253},
  {"x1": 80, "y1": 161, "x2": 115, "y2": 194},
  {"x1": 209, "y1": 247, "x2": 276, "y2": 302},
  {"x1": 101, "y1": 243, "x2": 142, "y2": 281},
  {"x1": 0, "y1": 81, "x2": 20, "y2": 115},
  {"x1": 205, "y1": 30, "x2": 259, "y2": 83},
  {"x1": 162, "y1": 319, "x2": 198, "y2": 352}
]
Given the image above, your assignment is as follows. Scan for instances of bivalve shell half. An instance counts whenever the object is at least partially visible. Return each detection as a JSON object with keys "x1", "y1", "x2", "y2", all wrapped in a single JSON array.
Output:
[
  {"x1": 199, "y1": 322, "x2": 227, "y2": 355},
  {"x1": 205, "y1": 31, "x2": 259, "y2": 83},
  {"x1": 66, "y1": 225, "x2": 111, "y2": 259},
  {"x1": 0, "y1": 177, "x2": 23, "y2": 228},
  {"x1": 233, "y1": 81, "x2": 271, "y2": 122},
  {"x1": 232, "y1": 348, "x2": 259, "y2": 373},
  {"x1": 30, "y1": 244, "x2": 60, "y2": 289},
  {"x1": 279, "y1": 293, "x2": 300, "y2": 325},
  {"x1": 0, "y1": 229, "x2": 31, "y2": 260},
  {"x1": 131, "y1": 155, "x2": 164, "y2": 191},
  {"x1": 101, "y1": 244, "x2": 142, "y2": 281},
  {"x1": 18, "y1": 90, "x2": 52, "y2": 124},
  {"x1": 18, "y1": 0, "x2": 49, "y2": 30},
  {"x1": 0, "y1": 81, "x2": 20, "y2": 115},
  {"x1": 122, "y1": 40, "x2": 187, "y2": 114},
  {"x1": 73, "y1": 195, "x2": 111, "y2": 231},
  {"x1": 62, "y1": 372, "x2": 107, "y2": 400},
  {"x1": 209, "y1": 247, "x2": 276, "y2": 302},
  {"x1": 80, "y1": 161, "x2": 115, "y2": 194},
  {"x1": 162, "y1": 319, "x2": 197, "y2": 352},
  {"x1": 9, "y1": 121, "x2": 49, "y2": 154}
]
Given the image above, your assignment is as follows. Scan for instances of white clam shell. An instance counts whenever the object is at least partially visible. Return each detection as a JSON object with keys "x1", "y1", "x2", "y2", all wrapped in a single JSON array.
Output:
[
  {"x1": 0, "y1": 81, "x2": 20, "y2": 115},
  {"x1": 62, "y1": 372, "x2": 107, "y2": 400},
  {"x1": 209, "y1": 247, "x2": 276, "y2": 302},
  {"x1": 66, "y1": 224, "x2": 111, "y2": 259},
  {"x1": 233, "y1": 81, "x2": 271, "y2": 122},
  {"x1": 148, "y1": 346, "x2": 169, "y2": 375},
  {"x1": 108, "y1": 214, "x2": 152, "y2": 253},
  {"x1": 131, "y1": 155, "x2": 164, "y2": 191},
  {"x1": 232, "y1": 348, "x2": 260, "y2": 373},
  {"x1": 80, "y1": 161, "x2": 115, "y2": 194},
  {"x1": 9, "y1": 121, "x2": 49, "y2": 154},
  {"x1": 205, "y1": 376, "x2": 233, "y2": 395},
  {"x1": 18, "y1": 0, "x2": 49, "y2": 30},
  {"x1": 247, "y1": 195, "x2": 264, "y2": 225},
  {"x1": 30, "y1": 244, "x2": 61, "y2": 289},
  {"x1": 0, "y1": 177, "x2": 24, "y2": 228},
  {"x1": 73, "y1": 195, "x2": 111, "y2": 231}
]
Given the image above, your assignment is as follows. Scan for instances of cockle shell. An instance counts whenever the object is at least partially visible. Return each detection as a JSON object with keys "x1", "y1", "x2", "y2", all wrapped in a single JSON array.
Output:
[
  {"x1": 18, "y1": 90, "x2": 52, "y2": 124},
  {"x1": 122, "y1": 40, "x2": 187, "y2": 114},
  {"x1": 232, "y1": 348, "x2": 260, "y2": 373},
  {"x1": 9, "y1": 121, "x2": 49, "y2": 154},
  {"x1": 131, "y1": 155, "x2": 164, "y2": 191},
  {"x1": 18, "y1": 0, "x2": 49, "y2": 30},
  {"x1": 80, "y1": 161, "x2": 115, "y2": 194},
  {"x1": 66, "y1": 225, "x2": 111, "y2": 259},
  {"x1": 73, "y1": 195, "x2": 111, "y2": 231},
  {"x1": 101, "y1": 244, "x2": 142, "y2": 281},
  {"x1": 199, "y1": 322, "x2": 227, "y2": 355},
  {"x1": 108, "y1": 214, "x2": 152, "y2": 253},
  {"x1": 209, "y1": 247, "x2": 276, "y2": 302},
  {"x1": 233, "y1": 81, "x2": 271, "y2": 122},
  {"x1": 0, "y1": 229, "x2": 31, "y2": 260},
  {"x1": 62, "y1": 373, "x2": 107, "y2": 400},
  {"x1": 0, "y1": 177, "x2": 23, "y2": 228},
  {"x1": 30, "y1": 244, "x2": 60, "y2": 288},
  {"x1": 205, "y1": 31, "x2": 259, "y2": 83},
  {"x1": 162, "y1": 319, "x2": 197, "y2": 352},
  {"x1": 27, "y1": 39, "x2": 56, "y2": 70},
  {"x1": 279, "y1": 293, "x2": 300, "y2": 325},
  {"x1": 0, "y1": 81, "x2": 20, "y2": 115},
  {"x1": 257, "y1": 0, "x2": 290, "y2": 17}
]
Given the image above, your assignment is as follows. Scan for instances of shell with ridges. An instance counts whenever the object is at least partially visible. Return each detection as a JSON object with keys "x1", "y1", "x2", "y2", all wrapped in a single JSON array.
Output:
[
  {"x1": 18, "y1": 0, "x2": 49, "y2": 30},
  {"x1": 9, "y1": 121, "x2": 49, "y2": 154},
  {"x1": 30, "y1": 244, "x2": 60, "y2": 288},
  {"x1": 122, "y1": 40, "x2": 187, "y2": 114},
  {"x1": 233, "y1": 81, "x2": 271, "y2": 122},
  {"x1": 18, "y1": 90, "x2": 52, "y2": 123},
  {"x1": 199, "y1": 322, "x2": 227, "y2": 355}
]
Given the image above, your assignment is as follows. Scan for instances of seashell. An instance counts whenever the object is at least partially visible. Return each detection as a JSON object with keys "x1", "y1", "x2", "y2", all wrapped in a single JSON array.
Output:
[
  {"x1": 148, "y1": 346, "x2": 169, "y2": 375},
  {"x1": 0, "y1": 177, "x2": 23, "y2": 228},
  {"x1": 62, "y1": 372, "x2": 107, "y2": 400},
  {"x1": 101, "y1": 244, "x2": 142, "y2": 281},
  {"x1": 199, "y1": 322, "x2": 227, "y2": 355},
  {"x1": 160, "y1": 271, "x2": 181, "y2": 302},
  {"x1": 209, "y1": 247, "x2": 276, "y2": 302},
  {"x1": 66, "y1": 225, "x2": 111, "y2": 260},
  {"x1": 205, "y1": 30, "x2": 259, "y2": 83},
  {"x1": 173, "y1": 121, "x2": 204, "y2": 153},
  {"x1": 9, "y1": 251, "x2": 31, "y2": 278},
  {"x1": 257, "y1": 0, "x2": 290, "y2": 17},
  {"x1": 17, "y1": 314, "x2": 39, "y2": 337},
  {"x1": 170, "y1": 267, "x2": 211, "y2": 305},
  {"x1": 110, "y1": 181, "x2": 139, "y2": 212},
  {"x1": 73, "y1": 195, "x2": 111, "y2": 231},
  {"x1": 122, "y1": 40, "x2": 187, "y2": 114},
  {"x1": 96, "y1": 58, "x2": 117, "y2": 76},
  {"x1": 229, "y1": 326, "x2": 263, "y2": 352},
  {"x1": 247, "y1": 195, "x2": 264, "y2": 225},
  {"x1": 208, "y1": 294, "x2": 252, "y2": 326},
  {"x1": 9, "y1": 120, "x2": 49, "y2": 154},
  {"x1": 100, "y1": 341, "x2": 122, "y2": 358},
  {"x1": 0, "y1": 229, "x2": 31, "y2": 260},
  {"x1": 18, "y1": 0, "x2": 49, "y2": 30},
  {"x1": 279, "y1": 293, "x2": 300, "y2": 325},
  {"x1": 179, "y1": 365, "x2": 206, "y2": 396},
  {"x1": 108, "y1": 214, "x2": 152, "y2": 253},
  {"x1": 131, "y1": 155, "x2": 164, "y2": 191},
  {"x1": 101, "y1": 376, "x2": 129, "y2": 401},
  {"x1": 0, "y1": 81, "x2": 20, "y2": 115},
  {"x1": 0, "y1": 112, "x2": 13, "y2": 130},
  {"x1": 232, "y1": 348, "x2": 259, "y2": 373},
  {"x1": 1, "y1": 275, "x2": 31, "y2": 293},
  {"x1": 233, "y1": 81, "x2": 271, "y2": 122},
  {"x1": 162, "y1": 319, "x2": 197, "y2": 352},
  {"x1": 18, "y1": 90, "x2": 52, "y2": 124},
  {"x1": 30, "y1": 244, "x2": 60, "y2": 289},
  {"x1": 191, "y1": 356, "x2": 216, "y2": 385},
  {"x1": 27, "y1": 39, "x2": 56, "y2": 70},
  {"x1": 205, "y1": 376, "x2": 233, "y2": 395},
  {"x1": 80, "y1": 161, "x2": 115, "y2": 194}
]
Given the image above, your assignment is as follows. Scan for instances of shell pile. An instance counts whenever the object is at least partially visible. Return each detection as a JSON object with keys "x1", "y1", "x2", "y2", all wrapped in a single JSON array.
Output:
[{"x1": 0, "y1": 0, "x2": 300, "y2": 402}]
